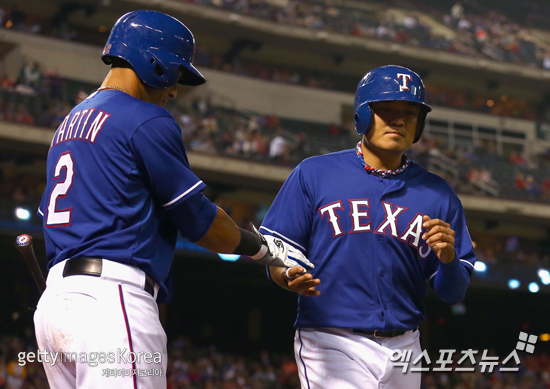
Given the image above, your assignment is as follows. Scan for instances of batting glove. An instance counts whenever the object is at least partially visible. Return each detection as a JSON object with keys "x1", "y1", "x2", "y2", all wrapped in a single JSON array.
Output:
[{"x1": 250, "y1": 225, "x2": 314, "y2": 271}]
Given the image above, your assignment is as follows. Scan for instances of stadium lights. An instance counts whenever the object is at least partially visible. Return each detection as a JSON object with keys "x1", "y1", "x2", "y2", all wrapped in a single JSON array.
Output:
[
  {"x1": 474, "y1": 261, "x2": 487, "y2": 272},
  {"x1": 538, "y1": 269, "x2": 550, "y2": 285},
  {"x1": 528, "y1": 282, "x2": 540, "y2": 293},
  {"x1": 540, "y1": 334, "x2": 550, "y2": 342},
  {"x1": 508, "y1": 279, "x2": 520, "y2": 289},
  {"x1": 15, "y1": 207, "x2": 31, "y2": 220},
  {"x1": 218, "y1": 253, "x2": 241, "y2": 262}
]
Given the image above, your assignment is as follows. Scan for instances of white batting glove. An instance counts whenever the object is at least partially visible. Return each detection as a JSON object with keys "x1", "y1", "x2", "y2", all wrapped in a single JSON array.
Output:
[{"x1": 250, "y1": 225, "x2": 314, "y2": 271}]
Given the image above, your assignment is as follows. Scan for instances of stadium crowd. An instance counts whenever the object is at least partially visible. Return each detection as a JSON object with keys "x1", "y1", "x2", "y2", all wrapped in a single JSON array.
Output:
[
  {"x1": 187, "y1": 0, "x2": 550, "y2": 70},
  {"x1": 191, "y1": 46, "x2": 537, "y2": 120},
  {"x1": 0, "y1": 4, "x2": 546, "y2": 120},
  {"x1": 1, "y1": 65, "x2": 550, "y2": 206}
]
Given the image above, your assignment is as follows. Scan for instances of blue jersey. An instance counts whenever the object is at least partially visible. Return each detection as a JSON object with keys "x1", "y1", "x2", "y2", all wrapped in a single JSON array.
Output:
[
  {"x1": 261, "y1": 148, "x2": 475, "y2": 331},
  {"x1": 38, "y1": 90, "x2": 217, "y2": 303}
]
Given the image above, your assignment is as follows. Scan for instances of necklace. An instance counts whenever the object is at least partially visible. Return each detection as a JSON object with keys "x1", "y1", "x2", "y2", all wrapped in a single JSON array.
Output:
[
  {"x1": 97, "y1": 86, "x2": 128, "y2": 94},
  {"x1": 355, "y1": 141, "x2": 411, "y2": 177}
]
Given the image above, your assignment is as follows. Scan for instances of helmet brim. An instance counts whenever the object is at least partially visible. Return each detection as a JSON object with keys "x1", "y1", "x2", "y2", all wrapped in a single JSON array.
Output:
[
  {"x1": 368, "y1": 96, "x2": 432, "y2": 113},
  {"x1": 179, "y1": 62, "x2": 206, "y2": 86}
]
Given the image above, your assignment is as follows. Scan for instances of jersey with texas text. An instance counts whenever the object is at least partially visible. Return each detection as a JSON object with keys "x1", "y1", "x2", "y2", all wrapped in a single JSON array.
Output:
[
  {"x1": 261, "y1": 149, "x2": 476, "y2": 331},
  {"x1": 38, "y1": 90, "x2": 217, "y2": 303}
]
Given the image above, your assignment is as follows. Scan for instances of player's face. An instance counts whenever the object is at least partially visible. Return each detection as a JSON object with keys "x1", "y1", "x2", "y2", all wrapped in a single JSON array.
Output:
[
  {"x1": 142, "y1": 83, "x2": 178, "y2": 107},
  {"x1": 365, "y1": 101, "x2": 420, "y2": 154}
]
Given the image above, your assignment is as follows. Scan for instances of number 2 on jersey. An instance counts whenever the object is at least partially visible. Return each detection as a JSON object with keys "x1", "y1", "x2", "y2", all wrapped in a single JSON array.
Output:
[{"x1": 47, "y1": 152, "x2": 74, "y2": 226}]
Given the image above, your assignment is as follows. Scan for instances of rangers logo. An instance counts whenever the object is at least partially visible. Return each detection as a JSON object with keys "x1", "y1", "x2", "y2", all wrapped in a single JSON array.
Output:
[
  {"x1": 104, "y1": 44, "x2": 112, "y2": 54},
  {"x1": 16, "y1": 234, "x2": 30, "y2": 247},
  {"x1": 397, "y1": 73, "x2": 412, "y2": 92}
]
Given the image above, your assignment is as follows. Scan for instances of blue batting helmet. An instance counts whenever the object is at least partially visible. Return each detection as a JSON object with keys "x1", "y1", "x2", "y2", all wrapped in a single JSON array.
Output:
[
  {"x1": 102, "y1": 10, "x2": 206, "y2": 88},
  {"x1": 354, "y1": 65, "x2": 431, "y2": 143}
]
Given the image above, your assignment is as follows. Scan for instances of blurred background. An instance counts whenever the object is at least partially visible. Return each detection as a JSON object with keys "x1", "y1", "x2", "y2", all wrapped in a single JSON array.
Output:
[{"x1": 1, "y1": 0, "x2": 550, "y2": 387}]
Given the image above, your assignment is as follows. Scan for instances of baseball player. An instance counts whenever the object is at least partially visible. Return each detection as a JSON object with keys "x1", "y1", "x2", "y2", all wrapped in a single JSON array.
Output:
[
  {"x1": 33, "y1": 10, "x2": 312, "y2": 389},
  {"x1": 262, "y1": 65, "x2": 476, "y2": 389}
]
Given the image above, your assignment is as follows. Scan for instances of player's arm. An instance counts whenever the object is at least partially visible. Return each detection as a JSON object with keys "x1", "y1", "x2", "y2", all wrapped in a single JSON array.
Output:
[
  {"x1": 194, "y1": 206, "x2": 240, "y2": 253},
  {"x1": 268, "y1": 266, "x2": 321, "y2": 296},
  {"x1": 130, "y1": 117, "x2": 312, "y2": 268},
  {"x1": 260, "y1": 164, "x2": 319, "y2": 295},
  {"x1": 168, "y1": 191, "x2": 314, "y2": 269},
  {"x1": 424, "y1": 212, "x2": 475, "y2": 305}
]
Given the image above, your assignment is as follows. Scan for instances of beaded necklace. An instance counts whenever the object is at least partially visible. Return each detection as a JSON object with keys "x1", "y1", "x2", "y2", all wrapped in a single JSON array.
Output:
[
  {"x1": 355, "y1": 141, "x2": 410, "y2": 177},
  {"x1": 97, "y1": 86, "x2": 128, "y2": 94}
]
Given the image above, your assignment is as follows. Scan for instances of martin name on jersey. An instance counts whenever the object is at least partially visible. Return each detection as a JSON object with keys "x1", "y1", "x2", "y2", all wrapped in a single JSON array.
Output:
[
  {"x1": 50, "y1": 101, "x2": 111, "y2": 147},
  {"x1": 39, "y1": 90, "x2": 217, "y2": 304}
]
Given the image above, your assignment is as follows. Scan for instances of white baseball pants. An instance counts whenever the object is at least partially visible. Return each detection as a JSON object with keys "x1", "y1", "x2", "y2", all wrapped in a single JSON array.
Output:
[
  {"x1": 295, "y1": 327, "x2": 422, "y2": 389},
  {"x1": 34, "y1": 259, "x2": 167, "y2": 389}
]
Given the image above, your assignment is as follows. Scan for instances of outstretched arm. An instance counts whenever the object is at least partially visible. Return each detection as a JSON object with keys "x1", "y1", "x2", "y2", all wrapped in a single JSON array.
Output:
[
  {"x1": 195, "y1": 206, "x2": 240, "y2": 253},
  {"x1": 195, "y1": 207, "x2": 315, "y2": 269}
]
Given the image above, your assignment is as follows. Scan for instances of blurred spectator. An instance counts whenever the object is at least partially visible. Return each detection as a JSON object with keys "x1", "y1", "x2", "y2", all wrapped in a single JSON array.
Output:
[
  {"x1": 16, "y1": 62, "x2": 44, "y2": 95},
  {"x1": 525, "y1": 175, "x2": 540, "y2": 196},
  {"x1": 3, "y1": 102, "x2": 16, "y2": 122},
  {"x1": 544, "y1": 50, "x2": 550, "y2": 70},
  {"x1": 290, "y1": 132, "x2": 307, "y2": 165},
  {"x1": 515, "y1": 172, "x2": 526, "y2": 189},
  {"x1": 0, "y1": 74, "x2": 15, "y2": 90},
  {"x1": 269, "y1": 130, "x2": 287, "y2": 162},
  {"x1": 15, "y1": 104, "x2": 34, "y2": 126},
  {"x1": 327, "y1": 123, "x2": 341, "y2": 137},
  {"x1": 45, "y1": 68, "x2": 62, "y2": 99},
  {"x1": 542, "y1": 177, "x2": 550, "y2": 201},
  {"x1": 36, "y1": 103, "x2": 56, "y2": 128},
  {"x1": 451, "y1": 2, "x2": 464, "y2": 21}
]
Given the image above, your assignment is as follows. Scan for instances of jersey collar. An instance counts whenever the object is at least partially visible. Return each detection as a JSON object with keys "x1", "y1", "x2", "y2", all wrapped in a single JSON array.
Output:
[{"x1": 355, "y1": 141, "x2": 411, "y2": 178}]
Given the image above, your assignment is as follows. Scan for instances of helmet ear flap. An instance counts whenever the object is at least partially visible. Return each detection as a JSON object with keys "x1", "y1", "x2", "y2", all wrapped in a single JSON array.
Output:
[
  {"x1": 413, "y1": 111, "x2": 428, "y2": 143},
  {"x1": 355, "y1": 104, "x2": 373, "y2": 136}
]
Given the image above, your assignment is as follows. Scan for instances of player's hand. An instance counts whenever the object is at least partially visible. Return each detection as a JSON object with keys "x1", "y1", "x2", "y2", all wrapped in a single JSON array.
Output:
[
  {"x1": 283, "y1": 267, "x2": 321, "y2": 297},
  {"x1": 250, "y1": 225, "x2": 314, "y2": 270},
  {"x1": 422, "y1": 215, "x2": 456, "y2": 264}
]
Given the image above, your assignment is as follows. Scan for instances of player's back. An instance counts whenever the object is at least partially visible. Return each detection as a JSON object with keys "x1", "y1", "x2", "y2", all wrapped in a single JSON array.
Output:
[{"x1": 39, "y1": 90, "x2": 177, "y2": 269}]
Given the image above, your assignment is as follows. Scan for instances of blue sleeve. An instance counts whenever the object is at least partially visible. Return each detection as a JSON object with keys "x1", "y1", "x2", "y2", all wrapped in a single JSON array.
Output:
[
  {"x1": 130, "y1": 116, "x2": 206, "y2": 207},
  {"x1": 167, "y1": 191, "x2": 218, "y2": 242},
  {"x1": 37, "y1": 190, "x2": 47, "y2": 220},
  {"x1": 432, "y1": 204, "x2": 476, "y2": 305},
  {"x1": 260, "y1": 164, "x2": 313, "y2": 253}
]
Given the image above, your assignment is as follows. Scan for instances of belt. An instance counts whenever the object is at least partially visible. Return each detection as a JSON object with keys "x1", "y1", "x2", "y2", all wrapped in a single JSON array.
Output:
[
  {"x1": 352, "y1": 329, "x2": 416, "y2": 338},
  {"x1": 62, "y1": 258, "x2": 155, "y2": 297}
]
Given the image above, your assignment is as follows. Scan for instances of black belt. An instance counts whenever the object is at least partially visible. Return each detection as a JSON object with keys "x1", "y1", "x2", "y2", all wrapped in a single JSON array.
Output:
[
  {"x1": 62, "y1": 258, "x2": 155, "y2": 297},
  {"x1": 352, "y1": 329, "x2": 415, "y2": 338}
]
